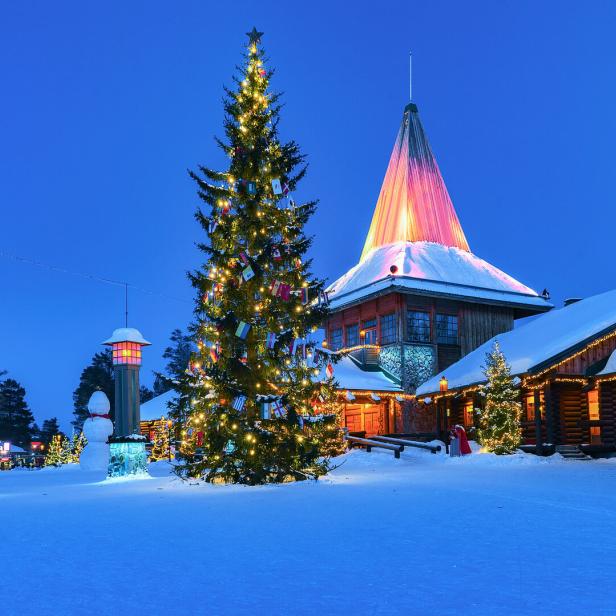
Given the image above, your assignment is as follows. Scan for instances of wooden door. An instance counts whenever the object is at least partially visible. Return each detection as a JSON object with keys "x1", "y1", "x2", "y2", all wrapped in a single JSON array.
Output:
[
  {"x1": 363, "y1": 404, "x2": 382, "y2": 435},
  {"x1": 345, "y1": 405, "x2": 363, "y2": 433}
]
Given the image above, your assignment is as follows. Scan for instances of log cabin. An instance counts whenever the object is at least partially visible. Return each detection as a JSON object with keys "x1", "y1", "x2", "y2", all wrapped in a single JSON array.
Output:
[
  {"x1": 416, "y1": 290, "x2": 616, "y2": 455},
  {"x1": 323, "y1": 101, "x2": 551, "y2": 435}
]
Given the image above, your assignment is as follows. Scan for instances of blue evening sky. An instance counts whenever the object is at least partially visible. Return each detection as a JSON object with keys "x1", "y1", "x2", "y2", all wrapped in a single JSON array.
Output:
[{"x1": 1, "y1": 1, "x2": 615, "y2": 430}]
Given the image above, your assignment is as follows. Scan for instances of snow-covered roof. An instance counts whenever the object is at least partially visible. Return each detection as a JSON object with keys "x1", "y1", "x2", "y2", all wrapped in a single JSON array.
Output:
[
  {"x1": 417, "y1": 289, "x2": 616, "y2": 396},
  {"x1": 320, "y1": 355, "x2": 401, "y2": 392},
  {"x1": 103, "y1": 328, "x2": 151, "y2": 346},
  {"x1": 598, "y1": 349, "x2": 616, "y2": 376},
  {"x1": 140, "y1": 390, "x2": 175, "y2": 421},
  {"x1": 326, "y1": 241, "x2": 551, "y2": 313}
]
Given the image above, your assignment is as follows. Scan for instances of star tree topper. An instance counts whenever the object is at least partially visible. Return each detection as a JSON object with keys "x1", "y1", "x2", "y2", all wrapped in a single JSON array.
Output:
[{"x1": 246, "y1": 27, "x2": 264, "y2": 45}]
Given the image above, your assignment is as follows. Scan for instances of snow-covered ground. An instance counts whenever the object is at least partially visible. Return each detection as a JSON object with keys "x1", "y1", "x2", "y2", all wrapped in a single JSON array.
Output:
[{"x1": 2, "y1": 448, "x2": 616, "y2": 615}]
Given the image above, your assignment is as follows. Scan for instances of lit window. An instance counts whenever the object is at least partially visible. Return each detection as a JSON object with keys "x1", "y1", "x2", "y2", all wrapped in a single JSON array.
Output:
[
  {"x1": 463, "y1": 399, "x2": 474, "y2": 426},
  {"x1": 362, "y1": 319, "x2": 377, "y2": 345},
  {"x1": 380, "y1": 314, "x2": 397, "y2": 345},
  {"x1": 435, "y1": 314, "x2": 458, "y2": 345},
  {"x1": 407, "y1": 311, "x2": 431, "y2": 343},
  {"x1": 588, "y1": 389, "x2": 601, "y2": 444},
  {"x1": 524, "y1": 391, "x2": 545, "y2": 421}
]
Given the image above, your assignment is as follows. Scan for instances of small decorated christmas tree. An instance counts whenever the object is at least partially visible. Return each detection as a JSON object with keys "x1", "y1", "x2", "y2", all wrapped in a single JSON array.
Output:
[
  {"x1": 69, "y1": 432, "x2": 87, "y2": 463},
  {"x1": 45, "y1": 434, "x2": 68, "y2": 466},
  {"x1": 173, "y1": 29, "x2": 342, "y2": 484},
  {"x1": 477, "y1": 341, "x2": 522, "y2": 454},
  {"x1": 150, "y1": 419, "x2": 170, "y2": 461}
]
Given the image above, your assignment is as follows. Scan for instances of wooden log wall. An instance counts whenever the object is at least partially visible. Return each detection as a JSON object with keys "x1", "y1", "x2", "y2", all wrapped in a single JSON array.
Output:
[
  {"x1": 459, "y1": 305, "x2": 514, "y2": 356},
  {"x1": 557, "y1": 336, "x2": 616, "y2": 375},
  {"x1": 599, "y1": 381, "x2": 616, "y2": 446},
  {"x1": 551, "y1": 382, "x2": 588, "y2": 445}
]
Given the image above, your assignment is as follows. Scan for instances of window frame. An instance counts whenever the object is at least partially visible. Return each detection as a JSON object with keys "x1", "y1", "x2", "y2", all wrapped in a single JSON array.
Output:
[
  {"x1": 379, "y1": 313, "x2": 397, "y2": 345},
  {"x1": 329, "y1": 327, "x2": 343, "y2": 351},
  {"x1": 407, "y1": 310, "x2": 432, "y2": 343},
  {"x1": 435, "y1": 313, "x2": 459, "y2": 345},
  {"x1": 345, "y1": 324, "x2": 359, "y2": 347}
]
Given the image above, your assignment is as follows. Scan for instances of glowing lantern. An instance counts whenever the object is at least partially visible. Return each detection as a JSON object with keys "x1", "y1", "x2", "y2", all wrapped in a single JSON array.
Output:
[
  {"x1": 104, "y1": 328, "x2": 150, "y2": 366},
  {"x1": 439, "y1": 376, "x2": 448, "y2": 392}
]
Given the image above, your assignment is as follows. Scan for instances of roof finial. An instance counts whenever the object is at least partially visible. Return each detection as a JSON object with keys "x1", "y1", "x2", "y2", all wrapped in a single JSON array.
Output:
[{"x1": 409, "y1": 52, "x2": 412, "y2": 102}]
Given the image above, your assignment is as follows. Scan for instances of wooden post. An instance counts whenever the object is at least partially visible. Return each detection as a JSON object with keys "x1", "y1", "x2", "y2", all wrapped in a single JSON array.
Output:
[
  {"x1": 545, "y1": 382, "x2": 555, "y2": 446},
  {"x1": 534, "y1": 388, "x2": 543, "y2": 455}
]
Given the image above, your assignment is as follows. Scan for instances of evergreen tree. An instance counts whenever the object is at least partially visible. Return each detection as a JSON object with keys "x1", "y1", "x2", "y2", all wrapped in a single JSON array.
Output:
[
  {"x1": 174, "y1": 29, "x2": 341, "y2": 485},
  {"x1": 153, "y1": 329, "x2": 194, "y2": 395},
  {"x1": 477, "y1": 341, "x2": 522, "y2": 454},
  {"x1": 40, "y1": 418, "x2": 62, "y2": 445},
  {"x1": 45, "y1": 434, "x2": 68, "y2": 466},
  {"x1": 0, "y1": 378, "x2": 35, "y2": 448},
  {"x1": 69, "y1": 432, "x2": 87, "y2": 463},
  {"x1": 72, "y1": 350, "x2": 115, "y2": 430},
  {"x1": 140, "y1": 385, "x2": 155, "y2": 403},
  {"x1": 150, "y1": 420, "x2": 170, "y2": 461}
]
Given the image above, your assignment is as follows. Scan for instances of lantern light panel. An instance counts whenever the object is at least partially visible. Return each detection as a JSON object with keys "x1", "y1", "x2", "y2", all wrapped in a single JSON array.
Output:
[{"x1": 112, "y1": 342, "x2": 143, "y2": 365}]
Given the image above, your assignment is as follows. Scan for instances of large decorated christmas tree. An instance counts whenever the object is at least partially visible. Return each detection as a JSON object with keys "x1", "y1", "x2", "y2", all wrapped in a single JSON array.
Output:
[
  {"x1": 173, "y1": 29, "x2": 342, "y2": 485},
  {"x1": 477, "y1": 341, "x2": 522, "y2": 454}
]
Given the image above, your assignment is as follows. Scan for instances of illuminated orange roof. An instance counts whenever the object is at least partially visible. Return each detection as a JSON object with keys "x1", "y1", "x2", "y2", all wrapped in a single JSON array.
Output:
[{"x1": 361, "y1": 103, "x2": 469, "y2": 261}]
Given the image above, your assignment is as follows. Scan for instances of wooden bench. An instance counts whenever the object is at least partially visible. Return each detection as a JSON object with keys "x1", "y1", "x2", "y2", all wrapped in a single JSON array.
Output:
[
  {"x1": 345, "y1": 436, "x2": 403, "y2": 459},
  {"x1": 372, "y1": 435, "x2": 441, "y2": 454}
]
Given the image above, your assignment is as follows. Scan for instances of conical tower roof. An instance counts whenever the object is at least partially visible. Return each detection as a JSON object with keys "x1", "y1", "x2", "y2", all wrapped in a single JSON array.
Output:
[{"x1": 361, "y1": 103, "x2": 469, "y2": 261}]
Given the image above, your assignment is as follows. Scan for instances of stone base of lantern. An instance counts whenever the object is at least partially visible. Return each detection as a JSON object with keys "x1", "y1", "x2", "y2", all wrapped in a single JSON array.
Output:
[{"x1": 107, "y1": 435, "x2": 149, "y2": 478}]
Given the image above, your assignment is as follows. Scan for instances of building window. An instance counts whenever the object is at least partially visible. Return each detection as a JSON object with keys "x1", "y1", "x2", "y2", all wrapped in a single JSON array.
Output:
[
  {"x1": 463, "y1": 399, "x2": 474, "y2": 427},
  {"x1": 330, "y1": 328, "x2": 342, "y2": 351},
  {"x1": 524, "y1": 391, "x2": 545, "y2": 422},
  {"x1": 435, "y1": 314, "x2": 458, "y2": 345},
  {"x1": 380, "y1": 314, "x2": 397, "y2": 345},
  {"x1": 345, "y1": 324, "x2": 359, "y2": 347},
  {"x1": 407, "y1": 310, "x2": 431, "y2": 343},
  {"x1": 587, "y1": 388, "x2": 601, "y2": 444},
  {"x1": 362, "y1": 319, "x2": 377, "y2": 345}
]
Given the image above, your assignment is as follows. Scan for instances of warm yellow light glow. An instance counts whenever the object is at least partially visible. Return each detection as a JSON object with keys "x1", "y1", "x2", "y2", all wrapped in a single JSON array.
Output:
[{"x1": 439, "y1": 376, "x2": 448, "y2": 392}]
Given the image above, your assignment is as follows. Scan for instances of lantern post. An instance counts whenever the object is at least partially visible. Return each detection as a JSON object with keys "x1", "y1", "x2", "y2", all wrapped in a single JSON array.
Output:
[{"x1": 102, "y1": 327, "x2": 151, "y2": 477}]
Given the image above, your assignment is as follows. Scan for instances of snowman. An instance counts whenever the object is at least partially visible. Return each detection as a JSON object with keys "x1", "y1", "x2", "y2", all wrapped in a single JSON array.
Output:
[{"x1": 80, "y1": 390, "x2": 114, "y2": 472}]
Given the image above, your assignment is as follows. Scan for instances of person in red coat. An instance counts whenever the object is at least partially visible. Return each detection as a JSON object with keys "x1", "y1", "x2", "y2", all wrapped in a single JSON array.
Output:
[{"x1": 455, "y1": 425, "x2": 472, "y2": 455}]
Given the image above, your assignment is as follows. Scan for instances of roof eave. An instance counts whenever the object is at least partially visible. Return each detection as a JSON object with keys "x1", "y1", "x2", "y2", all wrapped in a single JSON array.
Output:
[{"x1": 328, "y1": 277, "x2": 552, "y2": 316}]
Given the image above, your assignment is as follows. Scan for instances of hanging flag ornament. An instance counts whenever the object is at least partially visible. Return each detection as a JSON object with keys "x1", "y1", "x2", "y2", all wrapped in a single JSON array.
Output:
[
  {"x1": 208, "y1": 220, "x2": 218, "y2": 234},
  {"x1": 210, "y1": 345, "x2": 220, "y2": 363},
  {"x1": 271, "y1": 178, "x2": 282, "y2": 195},
  {"x1": 239, "y1": 251, "x2": 250, "y2": 265},
  {"x1": 281, "y1": 182, "x2": 290, "y2": 196},
  {"x1": 266, "y1": 332, "x2": 277, "y2": 349},
  {"x1": 235, "y1": 321, "x2": 251, "y2": 339},
  {"x1": 292, "y1": 288, "x2": 309, "y2": 304},
  {"x1": 242, "y1": 265, "x2": 255, "y2": 282},
  {"x1": 272, "y1": 246, "x2": 282, "y2": 261},
  {"x1": 232, "y1": 395, "x2": 247, "y2": 412},
  {"x1": 270, "y1": 281, "x2": 291, "y2": 301},
  {"x1": 272, "y1": 400, "x2": 287, "y2": 418},
  {"x1": 318, "y1": 290, "x2": 330, "y2": 306},
  {"x1": 326, "y1": 363, "x2": 334, "y2": 379}
]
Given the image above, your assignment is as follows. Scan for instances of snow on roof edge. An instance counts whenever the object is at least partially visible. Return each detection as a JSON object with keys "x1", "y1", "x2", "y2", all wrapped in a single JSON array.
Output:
[{"x1": 416, "y1": 289, "x2": 616, "y2": 396}]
